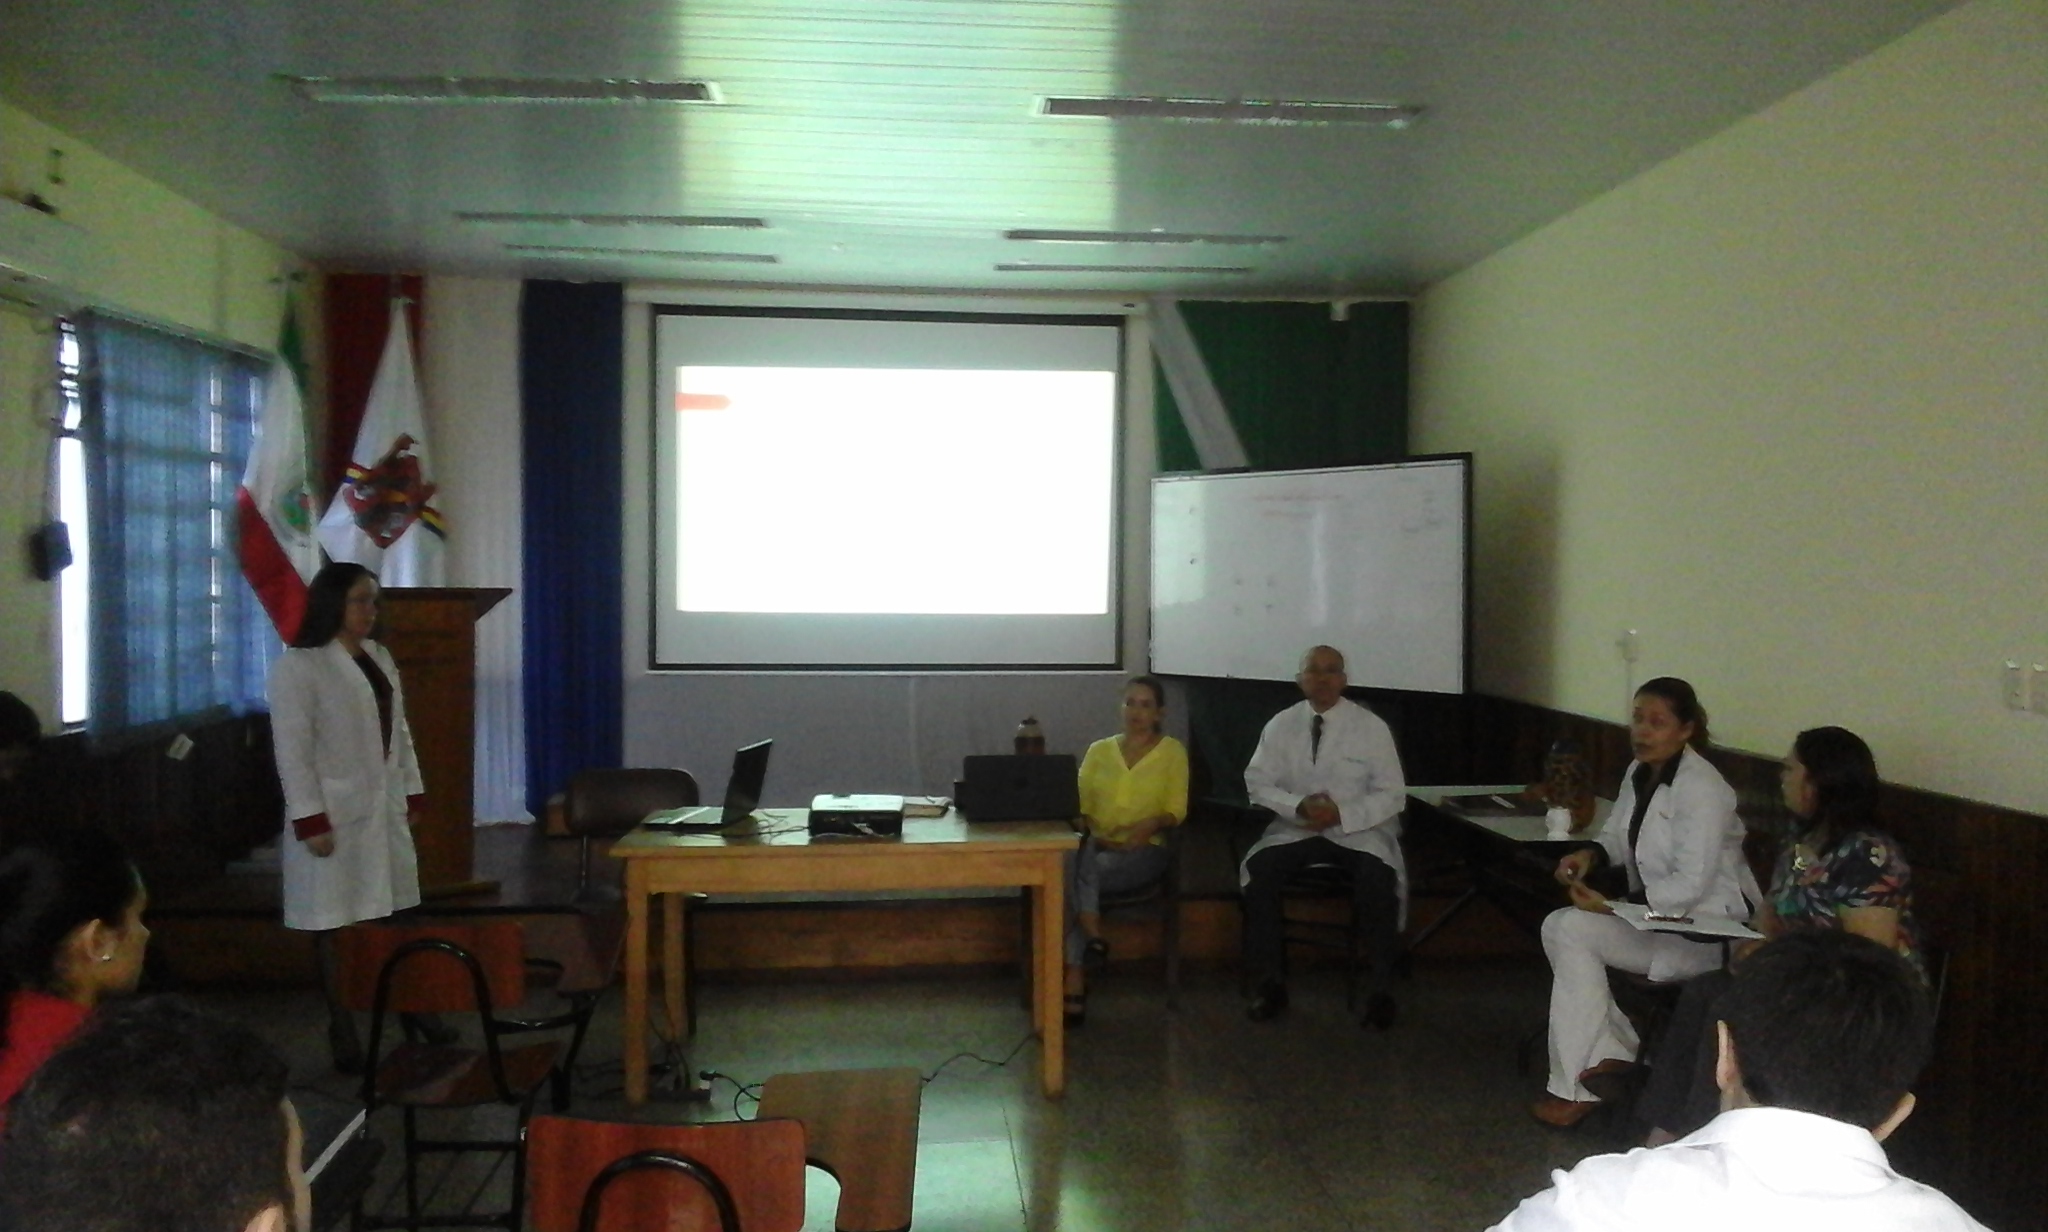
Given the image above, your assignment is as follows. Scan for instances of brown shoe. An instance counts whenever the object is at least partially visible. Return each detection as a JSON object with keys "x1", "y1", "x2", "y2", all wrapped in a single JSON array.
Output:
[{"x1": 1531, "y1": 1094, "x2": 1602, "y2": 1128}]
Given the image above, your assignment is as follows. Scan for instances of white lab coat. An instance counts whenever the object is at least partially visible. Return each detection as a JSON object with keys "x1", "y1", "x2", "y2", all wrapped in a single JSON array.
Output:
[
  {"x1": 1490, "y1": 1107, "x2": 1991, "y2": 1231},
  {"x1": 1240, "y1": 698, "x2": 1409, "y2": 918},
  {"x1": 1543, "y1": 745, "x2": 1754, "y2": 1098},
  {"x1": 268, "y1": 640, "x2": 425, "y2": 932},
  {"x1": 1594, "y1": 746, "x2": 1750, "y2": 961}
]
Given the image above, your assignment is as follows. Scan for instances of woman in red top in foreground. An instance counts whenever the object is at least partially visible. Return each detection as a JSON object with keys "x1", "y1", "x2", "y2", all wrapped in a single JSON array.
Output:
[{"x1": 0, "y1": 827, "x2": 150, "y2": 1129}]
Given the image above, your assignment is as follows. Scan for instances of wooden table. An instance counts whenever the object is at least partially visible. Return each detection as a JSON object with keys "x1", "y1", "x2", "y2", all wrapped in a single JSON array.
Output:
[{"x1": 613, "y1": 809, "x2": 1077, "y2": 1102}]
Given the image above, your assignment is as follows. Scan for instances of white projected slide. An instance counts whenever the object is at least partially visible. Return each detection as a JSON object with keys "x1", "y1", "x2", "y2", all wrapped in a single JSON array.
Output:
[
  {"x1": 650, "y1": 308, "x2": 1125, "y2": 668},
  {"x1": 675, "y1": 367, "x2": 1113, "y2": 614}
]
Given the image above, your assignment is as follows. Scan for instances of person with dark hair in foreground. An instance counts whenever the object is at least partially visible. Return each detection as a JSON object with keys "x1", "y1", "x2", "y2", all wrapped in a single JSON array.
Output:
[
  {"x1": 0, "y1": 996, "x2": 310, "y2": 1232},
  {"x1": 0, "y1": 691, "x2": 54, "y2": 838},
  {"x1": 0, "y1": 691, "x2": 40, "y2": 783},
  {"x1": 0, "y1": 826, "x2": 150, "y2": 1132},
  {"x1": 1489, "y1": 930, "x2": 1988, "y2": 1230}
]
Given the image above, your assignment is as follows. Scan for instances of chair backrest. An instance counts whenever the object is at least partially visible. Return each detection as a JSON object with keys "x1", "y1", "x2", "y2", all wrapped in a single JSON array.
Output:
[
  {"x1": 335, "y1": 919, "x2": 529, "y2": 1015},
  {"x1": 566, "y1": 768, "x2": 700, "y2": 839},
  {"x1": 527, "y1": 1114, "x2": 807, "y2": 1232},
  {"x1": 576, "y1": 1153, "x2": 741, "y2": 1232}
]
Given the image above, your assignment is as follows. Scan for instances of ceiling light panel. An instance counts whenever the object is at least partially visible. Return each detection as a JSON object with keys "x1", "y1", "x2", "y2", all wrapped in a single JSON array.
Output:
[
  {"x1": 458, "y1": 213, "x2": 767, "y2": 229},
  {"x1": 994, "y1": 263, "x2": 1252, "y2": 275},
  {"x1": 506, "y1": 245, "x2": 777, "y2": 264},
  {"x1": 1005, "y1": 229, "x2": 1287, "y2": 246},
  {"x1": 281, "y1": 76, "x2": 722, "y2": 104},
  {"x1": 1039, "y1": 96, "x2": 1421, "y2": 127}
]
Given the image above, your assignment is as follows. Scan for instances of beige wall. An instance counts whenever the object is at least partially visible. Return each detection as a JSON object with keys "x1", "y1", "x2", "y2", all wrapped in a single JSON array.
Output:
[
  {"x1": 0, "y1": 100, "x2": 308, "y2": 723},
  {"x1": 1412, "y1": 0, "x2": 2048, "y2": 812}
]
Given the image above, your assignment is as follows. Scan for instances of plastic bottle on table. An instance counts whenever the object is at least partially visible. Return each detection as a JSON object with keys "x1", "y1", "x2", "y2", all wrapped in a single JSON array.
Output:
[{"x1": 1014, "y1": 717, "x2": 1045, "y2": 755}]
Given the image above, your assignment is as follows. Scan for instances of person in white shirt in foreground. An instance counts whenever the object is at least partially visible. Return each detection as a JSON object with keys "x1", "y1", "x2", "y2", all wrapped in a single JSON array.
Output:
[{"x1": 1489, "y1": 929, "x2": 1990, "y2": 1231}]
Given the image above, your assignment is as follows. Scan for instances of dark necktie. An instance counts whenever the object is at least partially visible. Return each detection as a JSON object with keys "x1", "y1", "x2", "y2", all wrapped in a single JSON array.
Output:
[{"x1": 1311, "y1": 713, "x2": 1323, "y2": 763}]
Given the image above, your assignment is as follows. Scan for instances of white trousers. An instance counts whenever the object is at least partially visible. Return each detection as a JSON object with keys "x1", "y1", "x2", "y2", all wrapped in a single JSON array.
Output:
[{"x1": 1541, "y1": 907, "x2": 1723, "y2": 1101}]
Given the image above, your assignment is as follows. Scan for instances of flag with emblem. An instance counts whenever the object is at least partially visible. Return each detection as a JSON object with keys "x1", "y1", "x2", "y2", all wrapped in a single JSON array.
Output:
[
  {"x1": 236, "y1": 303, "x2": 321, "y2": 641},
  {"x1": 316, "y1": 298, "x2": 446, "y2": 585}
]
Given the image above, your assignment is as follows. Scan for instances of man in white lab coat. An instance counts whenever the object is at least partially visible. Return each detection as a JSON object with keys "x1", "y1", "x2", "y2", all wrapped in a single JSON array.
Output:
[
  {"x1": 1240, "y1": 645, "x2": 1407, "y2": 1028},
  {"x1": 1489, "y1": 930, "x2": 1989, "y2": 1231}
]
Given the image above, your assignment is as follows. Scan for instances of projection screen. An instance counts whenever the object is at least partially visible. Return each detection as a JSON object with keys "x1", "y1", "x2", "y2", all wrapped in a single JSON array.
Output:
[{"x1": 650, "y1": 306, "x2": 1125, "y2": 669}]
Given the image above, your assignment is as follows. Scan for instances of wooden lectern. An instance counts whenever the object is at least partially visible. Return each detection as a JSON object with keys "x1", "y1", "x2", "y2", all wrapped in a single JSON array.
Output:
[{"x1": 378, "y1": 587, "x2": 510, "y2": 898}]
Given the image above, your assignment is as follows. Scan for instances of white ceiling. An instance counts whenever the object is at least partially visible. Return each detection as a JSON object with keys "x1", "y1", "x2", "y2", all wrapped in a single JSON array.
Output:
[{"x1": 1, "y1": 0, "x2": 1964, "y2": 296}]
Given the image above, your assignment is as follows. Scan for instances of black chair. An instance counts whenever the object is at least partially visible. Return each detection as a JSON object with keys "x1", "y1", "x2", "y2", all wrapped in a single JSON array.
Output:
[
  {"x1": 1093, "y1": 824, "x2": 1185, "y2": 1007},
  {"x1": 337, "y1": 920, "x2": 563, "y2": 1231},
  {"x1": 1227, "y1": 805, "x2": 1377, "y2": 1010},
  {"x1": 564, "y1": 768, "x2": 699, "y2": 902}
]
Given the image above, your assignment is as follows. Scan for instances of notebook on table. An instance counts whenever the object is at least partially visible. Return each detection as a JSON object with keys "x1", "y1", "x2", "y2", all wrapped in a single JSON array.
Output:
[
  {"x1": 644, "y1": 739, "x2": 772, "y2": 831},
  {"x1": 957, "y1": 753, "x2": 1079, "y2": 822}
]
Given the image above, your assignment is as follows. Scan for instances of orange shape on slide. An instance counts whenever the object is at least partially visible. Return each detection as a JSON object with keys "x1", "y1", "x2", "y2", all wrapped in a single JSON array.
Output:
[{"x1": 676, "y1": 392, "x2": 732, "y2": 411}]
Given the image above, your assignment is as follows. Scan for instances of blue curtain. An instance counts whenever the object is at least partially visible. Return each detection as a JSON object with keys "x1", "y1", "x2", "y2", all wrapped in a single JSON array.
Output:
[
  {"x1": 520, "y1": 282, "x2": 624, "y2": 813},
  {"x1": 79, "y1": 313, "x2": 274, "y2": 745}
]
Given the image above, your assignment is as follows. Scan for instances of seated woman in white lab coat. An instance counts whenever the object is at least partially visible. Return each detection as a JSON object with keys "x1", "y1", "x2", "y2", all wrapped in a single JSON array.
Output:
[
  {"x1": 268, "y1": 562, "x2": 426, "y2": 1074},
  {"x1": 1532, "y1": 677, "x2": 1751, "y2": 1128}
]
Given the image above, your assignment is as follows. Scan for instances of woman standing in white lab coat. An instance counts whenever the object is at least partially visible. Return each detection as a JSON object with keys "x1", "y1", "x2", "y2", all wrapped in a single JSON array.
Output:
[
  {"x1": 269, "y1": 562, "x2": 424, "y2": 1072},
  {"x1": 1531, "y1": 676, "x2": 1750, "y2": 1128}
]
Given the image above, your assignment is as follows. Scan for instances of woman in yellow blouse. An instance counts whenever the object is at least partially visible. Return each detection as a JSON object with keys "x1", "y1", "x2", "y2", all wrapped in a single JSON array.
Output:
[{"x1": 1066, "y1": 674, "x2": 1189, "y2": 1022}]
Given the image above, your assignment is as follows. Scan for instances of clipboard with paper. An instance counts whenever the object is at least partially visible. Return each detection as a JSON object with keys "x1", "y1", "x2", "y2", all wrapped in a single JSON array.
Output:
[{"x1": 1609, "y1": 901, "x2": 1762, "y2": 940}]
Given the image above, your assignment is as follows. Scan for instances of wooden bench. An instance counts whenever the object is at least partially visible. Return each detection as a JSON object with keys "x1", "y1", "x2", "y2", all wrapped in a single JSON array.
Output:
[{"x1": 756, "y1": 1067, "x2": 923, "y2": 1232}]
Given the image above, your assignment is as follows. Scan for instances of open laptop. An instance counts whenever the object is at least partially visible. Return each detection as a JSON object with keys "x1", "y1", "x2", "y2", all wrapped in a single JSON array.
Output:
[
  {"x1": 644, "y1": 739, "x2": 773, "y2": 831},
  {"x1": 957, "y1": 753, "x2": 1079, "y2": 822}
]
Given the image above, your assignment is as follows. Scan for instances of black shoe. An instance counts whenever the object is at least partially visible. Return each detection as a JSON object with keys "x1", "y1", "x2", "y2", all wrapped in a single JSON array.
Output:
[
  {"x1": 1246, "y1": 982, "x2": 1288, "y2": 1022},
  {"x1": 1362, "y1": 992, "x2": 1398, "y2": 1031},
  {"x1": 1063, "y1": 992, "x2": 1087, "y2": 1028},
  {"x1": 1577, "y1": 1059, "x2": 1645, "y2": 1107},
  {"x1": 1083, "y1": 936, "x2": 1110, "y2": 972},
  {"x1": 402, "y1": 1012, "x2": 460, "y2": 1048},
  {"x1": 328, "y1": 1014, "x2": 365, "y2": 1076}
]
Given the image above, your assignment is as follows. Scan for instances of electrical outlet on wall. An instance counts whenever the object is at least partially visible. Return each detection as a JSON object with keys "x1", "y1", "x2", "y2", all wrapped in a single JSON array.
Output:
[{"x1": 2004, "y1": 661, "x2": 2026, "y2": 710}]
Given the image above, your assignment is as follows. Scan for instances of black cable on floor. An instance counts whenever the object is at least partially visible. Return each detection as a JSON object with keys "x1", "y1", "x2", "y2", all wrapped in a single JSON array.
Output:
[
  {"x1": 695, "y1": 1070, "x2": 763, "y2": 1120},
  {"x1": 922, "y1": 1031, "x2": 1035, "y2": 1085}
]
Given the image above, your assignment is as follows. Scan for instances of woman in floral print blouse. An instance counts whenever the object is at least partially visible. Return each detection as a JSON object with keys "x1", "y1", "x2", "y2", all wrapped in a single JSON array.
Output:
[
  {"x1": 1632, "y1": 725, "x2": 1921, "y2": 1143},
  {"x1": 1752, "y1": 726, "x2": 1920, "y2": 966}
]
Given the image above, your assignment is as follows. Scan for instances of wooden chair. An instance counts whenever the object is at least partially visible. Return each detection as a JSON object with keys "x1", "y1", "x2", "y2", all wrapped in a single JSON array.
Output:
[
  {"x1": 755, "y1": 1067, "x2": 922, "y2": 1232},
  {"x1": 336, "y1": 920, "x2": 565, "y2": 1230},
  {"x1": 525, "y1": 1114, "x2": 807, "y2": 1232},
  {"x1": 565, "y1": 768, "x2": 699, "y2": 901}
]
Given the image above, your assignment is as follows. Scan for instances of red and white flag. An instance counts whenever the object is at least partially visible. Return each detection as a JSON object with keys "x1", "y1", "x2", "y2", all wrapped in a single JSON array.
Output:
[
  {"x1": 237, "y1": 307, "x2": 320, "y2": 641},
  {"x1": 316, "y1": 300, "x2": 446, "y2": 586}
]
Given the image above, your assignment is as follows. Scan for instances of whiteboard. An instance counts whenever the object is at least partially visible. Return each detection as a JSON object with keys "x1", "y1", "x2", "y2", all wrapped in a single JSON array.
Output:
[{"x1": 1149, "y1": 457, "x2": 1468, "y2": 691}]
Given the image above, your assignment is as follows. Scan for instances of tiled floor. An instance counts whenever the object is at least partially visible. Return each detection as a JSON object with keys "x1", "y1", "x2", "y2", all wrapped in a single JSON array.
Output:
[{"x1": 201, "y1": 954, "x2": 1623, "y2": 1232}]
